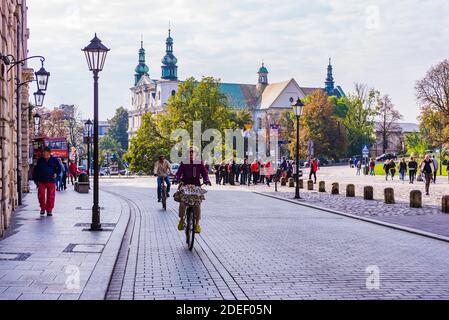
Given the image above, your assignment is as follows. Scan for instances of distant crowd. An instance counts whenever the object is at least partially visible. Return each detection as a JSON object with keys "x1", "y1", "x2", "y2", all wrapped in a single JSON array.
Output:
[
  {"x1": 212, "y1": 157, "x2": 321, "y2": 187},
  {"x1": 351, "y1": 154, "x2": 448, "y2": 195}
]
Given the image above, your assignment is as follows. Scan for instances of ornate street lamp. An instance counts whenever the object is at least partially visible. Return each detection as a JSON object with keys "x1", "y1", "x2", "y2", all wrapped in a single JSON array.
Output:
[
  {"x1": 33, "y1": 113, "x2": 41, "y2": 136},
  {"x1": 84, "y1": 119, "x2": 93, "y2": 177},
  {"x1": 82, "y1": 34, "x2": 110, "y2": 231},
  {"x1": 34, "y1": 61, "x2": 50, "y2": 91},
  {"x1": 34, "y1": 90, "x2": 45, "y2": 107},
  {"x1": 292, "y1": 98, "x2": 304, "y2": 199}
]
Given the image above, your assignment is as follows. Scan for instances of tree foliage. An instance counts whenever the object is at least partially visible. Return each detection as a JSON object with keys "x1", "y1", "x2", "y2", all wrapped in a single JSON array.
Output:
[
  {"x1": 337, "y1": 84, "x2": 379, "y2": 156},
  {"x1": 107, "y1": 107, "x2": 129, "y2": 150},
  {"x1": 376, "y1": 94, "x2": 402, "y2": 153},
  {"x1": 288, "y1": 89, "x2": 348, "y2": 160}
]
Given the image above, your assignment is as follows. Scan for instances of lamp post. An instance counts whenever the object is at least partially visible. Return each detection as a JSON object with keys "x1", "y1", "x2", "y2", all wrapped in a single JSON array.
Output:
[
  {"x1": 292, "y1": 98, "x2": 304, "y2": 199},
  {"x1": 82, "y1": 34, "x2": 110, "y2": 231},
  {"x1": 84, "y1": 119, "x2": 93, "y2": 177}
]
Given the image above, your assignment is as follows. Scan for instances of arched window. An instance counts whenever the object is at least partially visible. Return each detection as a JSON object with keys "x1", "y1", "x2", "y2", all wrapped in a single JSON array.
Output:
[{"x1": 171, "y1": 90, "x2": 176, "y2": 96}]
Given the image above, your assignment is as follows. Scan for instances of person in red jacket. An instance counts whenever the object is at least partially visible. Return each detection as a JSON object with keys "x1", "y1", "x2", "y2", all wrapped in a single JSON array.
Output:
[
  {"x1": 250, "y1": 160, "x2": 259, "y2": 185},
  {"x1": 69, "y1": 161, "x2": 78, "y2": 185},
  {"x1": 309, "y1": 158, "x2": 319, "y2": 184}
]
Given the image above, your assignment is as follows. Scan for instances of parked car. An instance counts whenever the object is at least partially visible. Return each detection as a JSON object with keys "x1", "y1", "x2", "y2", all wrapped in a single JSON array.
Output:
[
  {"x1": 317, "y1": 157, "x2": 329, "y2": 166},
  {"x1": 375, "y1": 153, "x2": 397, "y2": 162},
  {"x1": 110, "y1": 164, "x2": 119, "y2": 175}
]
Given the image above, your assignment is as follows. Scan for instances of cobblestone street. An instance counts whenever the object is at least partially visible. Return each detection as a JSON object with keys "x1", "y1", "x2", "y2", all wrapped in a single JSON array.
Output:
[
  {"x1": 103, "y1": 178, "x2": 449, "y2": 300},
  {"x1": 2, "y1": 177, "x2": 449, "y2": 300}
]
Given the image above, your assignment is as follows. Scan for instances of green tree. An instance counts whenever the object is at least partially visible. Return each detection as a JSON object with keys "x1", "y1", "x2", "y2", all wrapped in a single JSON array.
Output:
[
  {"x1": 99, "y1": 135, "x2": 122, "y2": 167},
  {"x1": 336, "y1": 84, "x2": 379, "y2": 156},
  {"x1": 107, "y1": 106, "x2": 129, "y2": 150},
  {"x1": 290, "y1": 89, "x2": 348, "y2": 160},
  {"x1": 405, "y1": 131, "x2": 429, "y2": 158}
]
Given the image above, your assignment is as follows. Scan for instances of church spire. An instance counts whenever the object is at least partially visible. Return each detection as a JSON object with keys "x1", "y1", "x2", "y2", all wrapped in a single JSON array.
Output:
[
  {"x1": 257, "y1": 61, "x2": 269, "y2": 94},
  {"x1": 134, "y1": 38, "x2": 150, "y2": 86},
  {"x1": 161, "y1": 25, "x2": 178, "y2": 80},
  {"x1": 325, "y1": 57, "x2": 334, "y2": 95}
]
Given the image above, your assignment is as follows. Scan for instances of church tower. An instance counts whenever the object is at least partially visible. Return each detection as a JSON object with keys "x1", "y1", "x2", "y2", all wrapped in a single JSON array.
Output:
[
  {"x1": 161, "y1": 28, "x2": 178, "y2": 80},
  {"x1": 134, "y1": 40, "x2": 150, "y2": 86},
  {"x1": 256, "y1": 62, "x2": 269, "y2": 94},
  {"x1": 324, "y1": 57, "x2": 335, "y2": 95}
]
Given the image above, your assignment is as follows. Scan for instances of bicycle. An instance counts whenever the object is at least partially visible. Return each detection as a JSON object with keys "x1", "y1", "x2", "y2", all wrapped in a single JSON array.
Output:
[{"x1": 175, "y1": 183, "x2": 207, "y2": 251}]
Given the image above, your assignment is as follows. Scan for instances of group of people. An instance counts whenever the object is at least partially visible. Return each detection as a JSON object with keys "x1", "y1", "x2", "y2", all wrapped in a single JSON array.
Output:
[
  {"x1": 212, "y1": 157, "x2": 320, "y2": 186},
  {"x1": 380, "y1": 154, "x2": 445, "y2": 195},
  {"x1": 213, "y1": 159, "x2": 274, "y2": 187}
]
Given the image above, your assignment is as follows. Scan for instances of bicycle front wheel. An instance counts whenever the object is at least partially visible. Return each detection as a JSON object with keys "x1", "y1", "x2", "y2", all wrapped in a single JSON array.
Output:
[
  {"x1": 162, "y1": 185, "x2": 167, "y2": 210},
  {"x1": 185, "y1": 207, "x2": 195, "y2": 251}
]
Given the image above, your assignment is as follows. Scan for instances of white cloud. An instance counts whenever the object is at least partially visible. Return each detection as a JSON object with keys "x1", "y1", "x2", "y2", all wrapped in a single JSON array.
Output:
[{"x1": 27, "y1": 0, "x2": 449, "y2": 122}]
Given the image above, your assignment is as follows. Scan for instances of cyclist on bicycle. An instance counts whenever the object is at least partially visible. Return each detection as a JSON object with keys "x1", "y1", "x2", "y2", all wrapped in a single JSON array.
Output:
[
  {"x1": 174, "y1": 147, "x2": 211, "y2": 233},
  {"x1": 153, "y1": 155, "x2": 172, "y2": 202}
]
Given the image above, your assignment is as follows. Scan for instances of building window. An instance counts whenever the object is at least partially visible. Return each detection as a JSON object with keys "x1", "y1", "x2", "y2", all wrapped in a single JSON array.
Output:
[
  {"x1": 158, "y1": 91, "x2": 161, "y2": 101},
  {"x1": 171, "y1": 90, "x2": 176, "y2": 96}
]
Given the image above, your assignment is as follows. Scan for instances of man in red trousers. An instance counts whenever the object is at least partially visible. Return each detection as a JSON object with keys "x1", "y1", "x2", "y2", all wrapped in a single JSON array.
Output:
[{"x1": 34, "y1": 147, "x2": 61, "y2": 216}]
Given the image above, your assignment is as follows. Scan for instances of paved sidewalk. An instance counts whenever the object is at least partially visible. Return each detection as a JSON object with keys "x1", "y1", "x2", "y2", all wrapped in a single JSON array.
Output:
[{"x1": 0, "y1": 182, "x2": 128, "y2": 300}]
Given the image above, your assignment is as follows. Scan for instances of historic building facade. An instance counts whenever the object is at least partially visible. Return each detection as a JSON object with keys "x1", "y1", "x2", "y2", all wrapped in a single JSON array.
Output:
[
  {"x1": 128, "y1": 30, "x2": 180, "y2": 140},
  {"x1": 127, "y1": 30, "x2": 345, "y2": 144},
  {"x1": 0, "y1": 0, "x2": 32, "y2": 237}
]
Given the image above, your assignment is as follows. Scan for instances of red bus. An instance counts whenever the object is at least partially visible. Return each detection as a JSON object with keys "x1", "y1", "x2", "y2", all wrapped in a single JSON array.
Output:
[{"x1": 32, "y1": 137, "x2": 69, "y2": 165}]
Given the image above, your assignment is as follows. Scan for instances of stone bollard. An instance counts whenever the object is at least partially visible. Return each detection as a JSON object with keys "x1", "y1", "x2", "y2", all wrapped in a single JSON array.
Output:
[
  {"x1": 363, "y1": 186, "x2": 374, "y2": 200},
  {"x1": 331, "y1": 182, "x2": 339, "y2": 195},
  {"x1": 442, "y1": 195, "x2": 449, "y2": 213},
  {"x1": 384, "y1": 187, "x2": 395, "y2": 204},
  {"x1": 280, "y1": 177, "x2": 286, "y2": 186},
  {"x1": 307, "y1": 180, "x2": 314, "y2": 190},
  {"x1": 299, "y1": 179, "x2": 304, "y2": 189},
  {"x1": 410, "y1": 190, "x2": 422, "y2": 208},
  {"x1": 319, "y1": 181, "x2": 326, "y2": 192},
  {"x1": 288, "y1": 178, "x2": 294, "y2": 188},
  {"x1": 346, "y1": 184, "x2": 355, "y2": 197}
]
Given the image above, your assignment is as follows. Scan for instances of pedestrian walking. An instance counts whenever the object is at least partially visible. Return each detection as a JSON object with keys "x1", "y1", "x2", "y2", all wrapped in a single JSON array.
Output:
[
  {"x1": 408, "y1": 156, "x2": 418, "y2": 184},
  {"x1": 389, "y1": 159, "x2": 396, "y2": 180},
  {"x1": 240, "y1": 159, "x2": 249, "y2": 185},
  {"x1": 432, "y1": 155, "x2": 438, "y2": 184},
  {"x1": 69, "y1": 161, "x2": 78, "y2": 185},
  {"x1": 259, "y1": 162, "x2": 265, "y2": 184},
  {"x1": 33, "y1": 147, "x2": 61, "y2": 216},
  {"x1": 62, "y1": 160, "x2": 68, "y2": 190},
  {"x1": 229, "y1": 161, "x2": 236, "y2": 186},
  {"x1": 420, "y1": 154, "x2": 436, "y2": 195},
  {"x1": 264, "y1": 161, "x2": 273, "y2": 187},
  {"x1": 349, "y1": 157, "x2": 354, "y2": 168},
  {"x1": 369, "y1": 159, "x2": 376, "y2": 176},
  {"x1": 309, "y1": 158, "x2": 318, "y2": 183},
  {"x1": 399, "y1": 158, "x2": 407, "y2": 182},
  {"x1": 356, "y1": 161, "x2": 362, "y2": 176},
  {"x1": 250, "y1": 160, "x2": 259, "y2": 185},
  {"x1": 213, "y1": 163, "x2": 220, "y2": 185},
  {"x1": 56, "y1": 158, "x2": 64, "y2": 191}
]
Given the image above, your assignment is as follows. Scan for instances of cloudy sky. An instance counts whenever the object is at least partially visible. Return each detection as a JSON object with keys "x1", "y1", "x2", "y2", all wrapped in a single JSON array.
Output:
[{"x1": 27, "y1": 0, "x2": 449, "y2": 122}]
